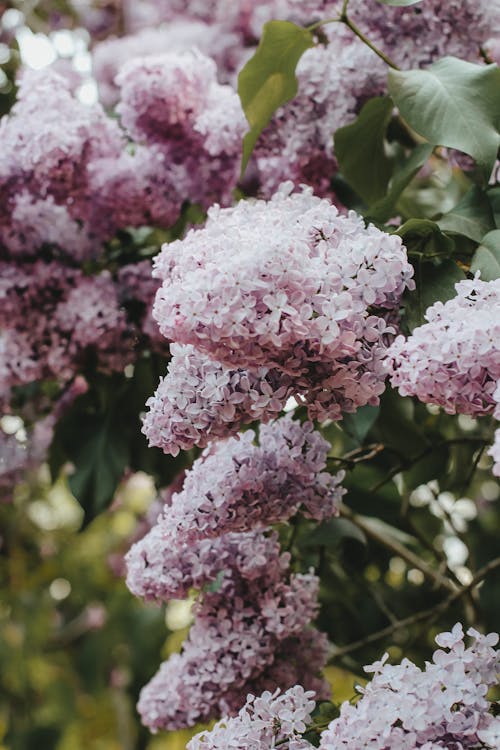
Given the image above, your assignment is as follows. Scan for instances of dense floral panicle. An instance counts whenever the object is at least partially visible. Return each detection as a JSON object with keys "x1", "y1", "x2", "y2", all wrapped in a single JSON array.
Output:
[
  {"x1": 0, "y1": 69, "x2": 123, "y2": 258},
  {"x1": 142, "y1": 343, "x2": 295, "y2": 455},
  {"x1": 0, "y1": 259, "x2": 164, "y2": 400},
  {"x1": 319, "y1": 623, "x2": 500, "y2": 749},
  {"x1": 126, "y1": 528, "x2": 288, "y2": 602},
  {"x1": 93, "y1": 22, "x2": 241, "y2": 106},
  {"x1": 115, "y1": 51, "x2": 245, "y2": 209},
  {"x1": 187, "y1": 685, "x2": 317, "y2": 750},
  {"x1": 0, "y1": 192, "x2": 97, "y2": 262},
  {"x1": 153, "y1": 185, "x2": 413, "y2": 374},
  {"x1": 149, "y1": 416, "x2": 344, "y2": 543},
  {"x1": 137, "y1": 571, "x2": 320, "y2": 730},
  {"x1": 387, "y1": 277, "x2": 500, "y2": 416},
  {"x1": 350, "y1": 0, "x2": 500, "y2": 70}
]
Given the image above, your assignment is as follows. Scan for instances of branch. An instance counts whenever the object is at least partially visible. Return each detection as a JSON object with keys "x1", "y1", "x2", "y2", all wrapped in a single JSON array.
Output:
[
  {"x1": 329, "y1": 556, "x2": 500, "y2": 660},
  {"x1": 339, "y1": 503, "x2": 457, "y2": 593}
]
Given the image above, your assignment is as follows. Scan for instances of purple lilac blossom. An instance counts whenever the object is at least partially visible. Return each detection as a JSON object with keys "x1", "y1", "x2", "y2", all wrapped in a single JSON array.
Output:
[
  {"x1": 142, "y1": 343, "x2": 296, "y2": 455},
  {"x1": 144, "y1": 416, "x2": 345, "y2": 543},
  {"x1": 186, "y1": 684, "x2": 317, "y2": 750},
  {"x1": 319, "y1": 623, "x2": 500, "y2": 750},
  {"x1": 387, "y1": 277, "x2": 500, "y2": 416},
  {"x1": 136, "y1": 562, "x2": 322, "y2": 730}
]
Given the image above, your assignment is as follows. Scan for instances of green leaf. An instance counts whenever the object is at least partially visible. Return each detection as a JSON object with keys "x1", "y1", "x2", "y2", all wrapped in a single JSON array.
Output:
[
  {"x1": 67, "y1": 415, "x2": 130, "y2": 525},
  {"x1": 377, "y1": 0, "x2": 423, "y2": 5},
  {"x1": 334, "y1": 97, "x2": 394, "y2": 205},
  {"x1": 368, "y1": 143, "x2": 434, "y2": 221},
  {"x1": 238, "y1": 21, "x2": 314, "y2": 174},
  {"x1": 404, "y1": 259, "x2": 466, "y2": 331},
  {"x1": 487, "y1": 186, "x2": 500, "y2": 228},
  {"x1": 470, "y1": 229, "x2": 500, "y2": 280},
  {"x1": 388, "y1": 57, "x2": 500, "y2": 176},
  {"x1": 437, "y1": 186, "x2": 495, "y2": 242},
  {"x1": 341, "y1": 405, "x2": 380, "y2": 445},
  {"x1": 396, "y1": 218, "x2": 454, "y2": 257}
]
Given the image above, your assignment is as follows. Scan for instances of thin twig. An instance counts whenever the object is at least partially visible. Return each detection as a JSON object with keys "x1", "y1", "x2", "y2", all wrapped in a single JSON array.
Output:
[
  {"x1": 329, "y1": 556, "x2": 500, "y2": 660},
  {"x1": 339, "y1": 503, "x2": 457, "y2": 592}
]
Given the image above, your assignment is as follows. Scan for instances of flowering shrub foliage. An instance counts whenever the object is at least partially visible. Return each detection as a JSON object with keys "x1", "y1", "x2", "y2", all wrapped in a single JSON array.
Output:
[{"x1": 2, "y1": 0, "x2": 500, "y2": 748}]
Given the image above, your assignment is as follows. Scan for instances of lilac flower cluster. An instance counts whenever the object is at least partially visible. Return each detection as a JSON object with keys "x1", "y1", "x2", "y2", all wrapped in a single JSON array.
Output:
[
  {"x1": 0, "y1": 258, "x2": 164, "y2": 404},
  {"x1": 319, "y1": 623, "x2": 500, "y2": 749},
  {"x1": 387, "y1": 277, "x2": 500, "y2": 416},
  {"x1": 186, "y1": 684, "x2": 317, "y2": 750},
  {"x1": 145, "y1": 185, "x2": 413, "y2": 453},
  {"x1": 187, "y1": 623, "x2": 500, "y2": 750},
  {"x1": 126, "y1": 417, "x2": 338, "y2": 729},
  {"x1": 137, "y1": 416, "x2": 344, "y2": 550}
]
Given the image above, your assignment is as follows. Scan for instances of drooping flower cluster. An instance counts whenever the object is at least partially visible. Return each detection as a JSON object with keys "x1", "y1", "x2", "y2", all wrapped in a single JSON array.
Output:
[
  {"x1": 319, "y1": 622, "x2": 500, "y2": 749},
  {"x1": 186, "y1": 684, "x2": 317, "y2": 750},
  {"x1": 387, "y1": 277, "x2": 500, "y2": 416},
  {"x1": 139, "y1": 416, "x2": 345, "y2": 545},
  {"x1": 126, "y1": 417, "x2": 338, "y2": 730},
  {"x1": 145, "y1": 185, "x2": 413, "y2": 454},
  {"x1": 488, "y1": 382, "x2": 500, "y2": 478}
]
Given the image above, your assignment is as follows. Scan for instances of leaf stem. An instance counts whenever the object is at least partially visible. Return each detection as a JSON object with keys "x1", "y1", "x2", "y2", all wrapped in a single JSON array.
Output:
[{"x1": 339, "y1": 13, "x2": 400, "y2": 70}]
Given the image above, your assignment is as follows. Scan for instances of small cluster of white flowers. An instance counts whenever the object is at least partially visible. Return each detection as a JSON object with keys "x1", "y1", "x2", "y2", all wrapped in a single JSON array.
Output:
[
  {"x1": 319, "y1": 623, "x2": 500, "y2": 749},
  {"x1": 187, "y1": 685, "x2": 317, "y2": 750}
]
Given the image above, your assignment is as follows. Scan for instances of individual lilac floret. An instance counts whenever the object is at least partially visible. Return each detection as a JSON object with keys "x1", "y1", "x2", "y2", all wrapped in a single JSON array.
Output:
[
  {"x1": 187, "y1": 685, "x2": 317, "y2": 750},
  {"x1": 387, "y1": 277, "x2": 500, "y2": 416},
  {"x1": 147, "y1": 416, "x2": 345, "y2": 543},
  {"x1": 137, "y1": 568, "x2": 320, "y2": 730},
  {"x1": 318, "y1": 623, "x2": 500, "y2": 750},
  {"x1": 153, "y1": 184, "x2": 414, "y2": 375},
  {"x1": 142, "y1": 343, "x2": 296, "y2": 455}
]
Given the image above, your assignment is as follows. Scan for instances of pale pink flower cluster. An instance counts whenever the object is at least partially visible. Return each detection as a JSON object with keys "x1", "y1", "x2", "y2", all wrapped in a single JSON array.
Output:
[
  {"x1": 0, "y1": 69, "x2": 123, "y2": 260},
  {"x1": 139, "y1": 416, "x2": 344, "y2": 545},
  {"x1": 0, "y1": 259, "x2": 164, "y2": 403},
  {"x1": 387, "y1": 277, "x2": 500, "y2": 416},
  {"x1": 115, "y1": 51, "x2": 246, "y2": 211},
  {"x1": 93, "y1": 22, "x2": 242, "y2": 107},
  {"x1": 319, "y1": 623, "x2": 500, "y2": 749},
  {"x1": 126, "y1": 417, "x2": 337, "y2": 730},
  {"x1": 129, "y1": 529, "x2": 329, "y2": 730},
  {"x1": 147, "y1": 185, "x2": 413, "y2": 453},
  {"x1": 187, "y1": 684, "x2": 317, "y2": 750}
]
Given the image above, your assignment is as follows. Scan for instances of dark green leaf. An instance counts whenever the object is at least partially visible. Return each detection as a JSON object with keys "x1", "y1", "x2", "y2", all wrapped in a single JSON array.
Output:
[
  {"x1": 404, "y1": 259, "x2": 466, "y2": 331},
  {"x1": 238, "y1": 21, "x2": 314, "y2": 174},
  {"x1": 67, "y1": 415, "x2": 130, "y2": 525},
  {"x1": 334, "y1": 97, "x2": 394, "y2": 205},
  {"x1": 368, "y1": 143, "x2": 434, "y2": 221},
  {"x1": 388, "y1": 57, "x2": 500, "y2": 176},
  {"x1": 487, "y1": 186, "x2": 500, "y2": 227},
  {"x1": 470, "y1": 229, "x2": 500, "y2": 280},
  {"x1": 396, "y1": 218, "x2": 454, "y2": 257},
  {"x1": 437, "y1": 186, "x2": 495, "y2": 242},
  {"x1": 341, "y1": 405, "x2": 380, "y2": 445}
]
